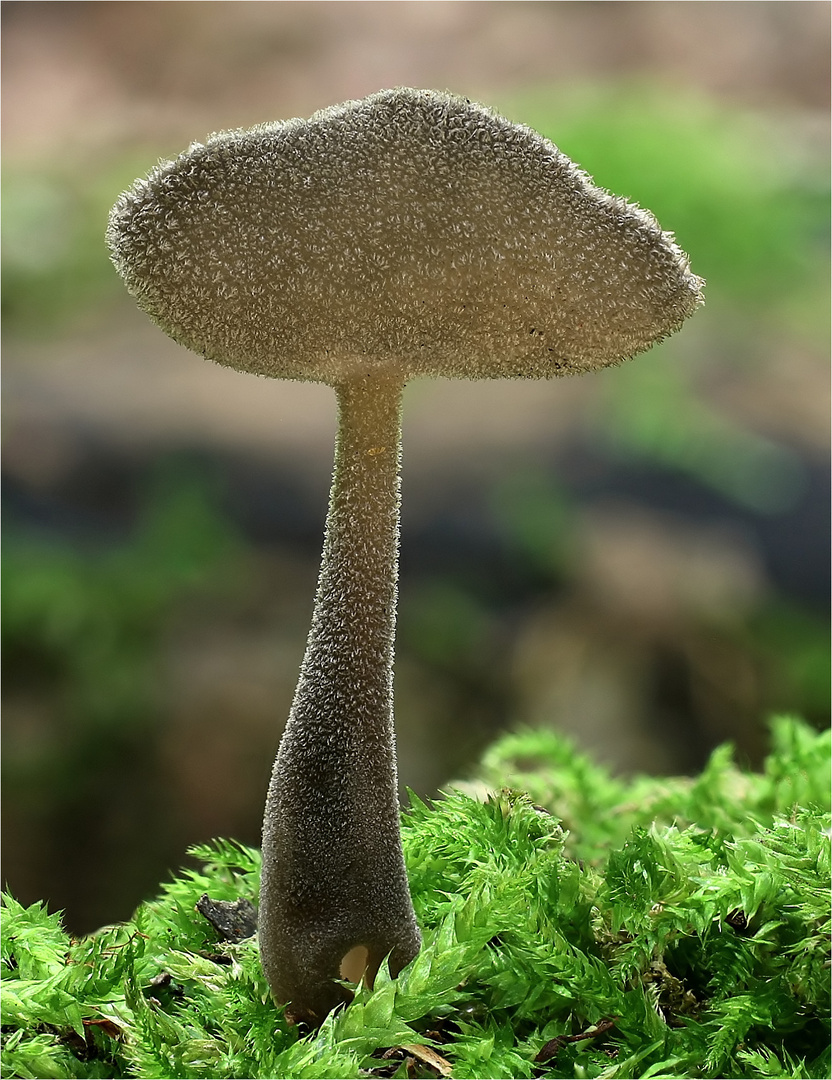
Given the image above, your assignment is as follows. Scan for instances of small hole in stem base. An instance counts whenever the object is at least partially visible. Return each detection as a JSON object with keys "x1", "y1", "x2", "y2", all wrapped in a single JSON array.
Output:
[{"x1": 339, "y1": 944, "x2": 370, "y2": 984}]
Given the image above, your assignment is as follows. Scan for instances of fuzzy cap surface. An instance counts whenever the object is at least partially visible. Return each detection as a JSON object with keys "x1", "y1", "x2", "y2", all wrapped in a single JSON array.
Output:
[{"x1": 108, "y1": 88, "x2": 704, "y2": 385}]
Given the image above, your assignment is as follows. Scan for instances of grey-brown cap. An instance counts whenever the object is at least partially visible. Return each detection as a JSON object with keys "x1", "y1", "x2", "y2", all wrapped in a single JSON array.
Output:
[{"x1": 107, "y1": 88, "x2": 703, "y2": 385}]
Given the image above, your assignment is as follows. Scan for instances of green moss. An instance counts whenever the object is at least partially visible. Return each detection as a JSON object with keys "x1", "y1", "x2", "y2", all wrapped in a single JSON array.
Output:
[{"x1": 3, "y1": 717, "x2": 829, "y2": 1079}]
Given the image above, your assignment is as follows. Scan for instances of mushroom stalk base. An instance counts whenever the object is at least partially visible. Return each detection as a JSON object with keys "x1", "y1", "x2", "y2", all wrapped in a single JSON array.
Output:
[{"x1": 259, "y1": 374, "x2": 420, "y2": 1025}]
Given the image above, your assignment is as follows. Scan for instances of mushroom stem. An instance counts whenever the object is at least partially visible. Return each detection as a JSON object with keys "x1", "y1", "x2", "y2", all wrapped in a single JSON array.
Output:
[{"x1": 259, "y1": 373, "x2": 421, "y2": 1024}]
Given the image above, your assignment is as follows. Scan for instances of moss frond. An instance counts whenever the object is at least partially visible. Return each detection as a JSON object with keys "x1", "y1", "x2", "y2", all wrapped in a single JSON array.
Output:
[{"x1": 3, "y1": 716, "x2": 829, "y2": 1079}]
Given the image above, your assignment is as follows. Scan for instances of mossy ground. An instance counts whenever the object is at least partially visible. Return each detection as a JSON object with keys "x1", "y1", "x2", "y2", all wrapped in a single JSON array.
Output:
[{"x1": 3, "y1": 716, "x2": 830, "y2": 1080}]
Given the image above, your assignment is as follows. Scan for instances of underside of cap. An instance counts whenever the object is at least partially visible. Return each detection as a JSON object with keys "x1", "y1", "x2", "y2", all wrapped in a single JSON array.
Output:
[{"x1": 107, "y1": 88, "x2": 704, "y2": 385}]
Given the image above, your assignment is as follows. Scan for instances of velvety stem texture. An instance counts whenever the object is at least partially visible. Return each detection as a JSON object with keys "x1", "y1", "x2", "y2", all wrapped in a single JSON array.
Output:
[{"x1": 259, "y1": 374, "x2": 421, "y2": 1024}]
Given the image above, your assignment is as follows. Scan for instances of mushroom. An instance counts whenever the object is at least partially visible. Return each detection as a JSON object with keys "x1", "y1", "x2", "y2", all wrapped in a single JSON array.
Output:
[{"x1": 106, "y1": 88, "x2": 703, "y2": 1025}]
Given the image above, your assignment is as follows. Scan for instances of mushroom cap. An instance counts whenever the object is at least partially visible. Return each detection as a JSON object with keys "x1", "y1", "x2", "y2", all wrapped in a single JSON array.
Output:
[{"x1": 107, "y1": 88, "x2": 703, "y2": 385}]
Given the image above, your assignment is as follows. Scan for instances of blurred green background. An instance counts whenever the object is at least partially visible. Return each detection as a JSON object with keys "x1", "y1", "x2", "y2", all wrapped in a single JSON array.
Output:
[{"x1": 2, "y1": 1, "x2": 829, "y2": 934}]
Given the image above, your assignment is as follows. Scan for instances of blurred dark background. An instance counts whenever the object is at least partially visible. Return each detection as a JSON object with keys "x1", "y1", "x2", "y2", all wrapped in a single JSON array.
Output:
[{"x1": 2, "y1": 1, "x2": 829, "y2": 935}]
